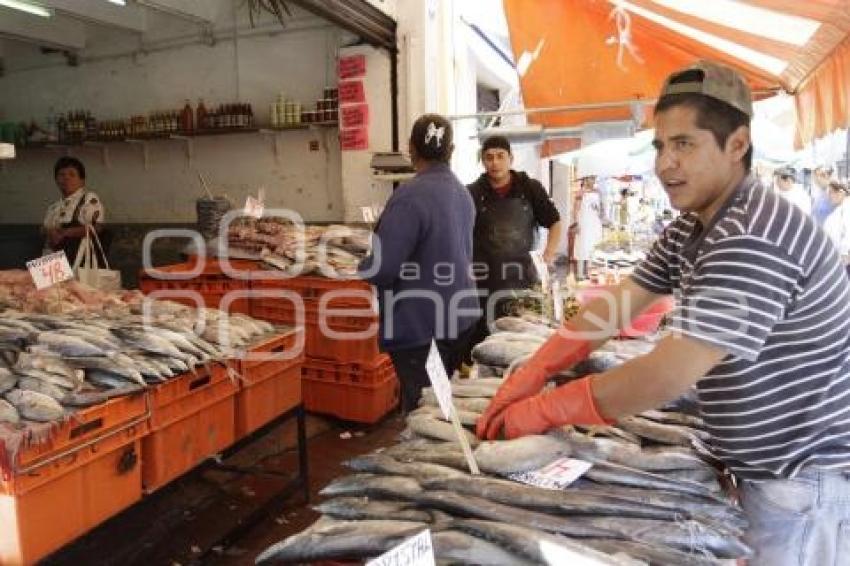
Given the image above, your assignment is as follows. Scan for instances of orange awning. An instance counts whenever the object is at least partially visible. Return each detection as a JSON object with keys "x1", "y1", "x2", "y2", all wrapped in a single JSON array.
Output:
[{"x1": 503, "y1": 0, "x2": 850, "y2": 152}]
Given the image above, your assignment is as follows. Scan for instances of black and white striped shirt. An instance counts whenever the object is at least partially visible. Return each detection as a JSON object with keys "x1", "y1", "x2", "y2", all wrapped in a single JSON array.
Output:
[{"x1": 632, "y1": 175, "x2": 850, "y2": 481}]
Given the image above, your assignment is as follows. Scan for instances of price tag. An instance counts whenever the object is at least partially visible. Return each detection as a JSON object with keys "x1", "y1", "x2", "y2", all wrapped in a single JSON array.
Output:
[
  {"x1": 27, "y1": 251, "x2": 73, "y2": 290},
  {"x1": 244, "y1": 196, "x2": 264, "y2": 219},
  {"x1": 552, "y1": 280, "x2": 564, "y2": 322},
  {"x1": 507, "y1": 458, "x2": 592, "y2": 490},
  {"x1": 530, "y1": 250, "x2": 549, "y2": 291},
  {"x1": 366, "y1": 530, "x2": 435, "y2": 566},
  {"x1": 426, "y1": 340, "x2": 452, "y2": 420},
  {"x1": 361, "y1": 206, "x2": 376, "y2": 223}
]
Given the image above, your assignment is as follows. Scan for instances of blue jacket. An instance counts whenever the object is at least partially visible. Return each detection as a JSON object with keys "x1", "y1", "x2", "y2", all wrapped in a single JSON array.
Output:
[{"x1": 358, "y1": 162, "x2": 479, "y2": 351}]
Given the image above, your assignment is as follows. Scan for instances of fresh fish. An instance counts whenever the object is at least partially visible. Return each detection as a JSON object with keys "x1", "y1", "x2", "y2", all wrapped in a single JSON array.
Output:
[
  {"x1": 422, "y1": 475, "x2": 684, "y2": 521},
  {"x1": 319, "y1": 473, "x2": 423, "y2": 500},
  {"x1": 255, "y1": 517, "x2": 428, "y2": 565},
  {"x1": 414, "y1": 490, "x2": 621, "y2": 538},
  {"x1": 86, "y1": 370, "x2": 140, "y2": 390},
  {"x1": 471, "y1": 339, "x2": 541, "y2": 367},
  {"x1": 419, "y1": 391, "x2": 491, "y2": 413},
  {"x1": 13, "y1": 367, "x2": 78, "y2": 390},
  {"x1": 410, "y1": 405, "x2": 480, "y2": 427},
  {"x1": 448, "y1": 382, "x2": 502, "y2": 398},
  {"x1": 0, "y1": 367, "x2": 16, "y2": 394},
  {"x1": 314, "y1": 497, "x2": 435, "y2": 523},
  {"x1": 406, "y1": 414, "x2": 479, "y2": 446},
  {"x1": 60, "y1": 329, "x2": 121, "y2": 353},
  {"x1": 492, "y1": 317, "x2": 555, "y2": 338},
  {"x1": 584, "y1": 461, "x2": 724, "y2": 501},
  {"x1": 618, "y1": 416, "x2": 711, "y2": 446},
  {"x1": 0, "y1": 326, "x2": 30, "y2": 346},
  {"x1": 37, "y1": 332, "x2": 107, "y2": 357},
  {"x1": 138, "y1": 326, "x2": 207, "y2": 359},
  {"x1": 111, "y1": 327, "x2": 189, "y2": 361},
  {"x1": 344, "y1": 453, "x2": 465, "y2": 480},
  {"x1": 432, "y1": 529, "x2": 534, "y2": 566},
  {"x1": 384, "y1": 442, "x2": 469, "y2": 470},
  {"x1": 5, "y1": 389, "x2": 64, "y2": 422},
  {"x1": 640, "y1": 409, "x2": 705, "y2": 429},
  {"x1": 474, "y1": 434, "x2": 571, "y2": 475},
  {"x1": 583, "y1": 538, "x2": 723, "y2": 566},
  {"x1": 486, "y1": 331, "x2": 548, "y2": 344},
  {"x1": 0, "y1": 398, "x2": 19, "y2": 424},
  {"x1": 15, "y1": 352, "x2": 81, "y2": 384},
  {"x1": 451, "y1": 519, "x2": 641, "y2": 566},
  {"x1": 63, "y1": 357, "x2": 146, "y2": 387},
  {"x1": 17, "y1": 377, "x2": 68, "y2": 401}
]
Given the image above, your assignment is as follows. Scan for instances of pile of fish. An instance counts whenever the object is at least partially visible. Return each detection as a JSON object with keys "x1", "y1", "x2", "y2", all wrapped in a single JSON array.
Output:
[
  {"x1": 227, "y1": 219, "x2": 370, "y2": 278},
  {"x1": 0, "y1": 299, "x2": 274, "y2": 428},
  {"x1": 257, "y1": 319, "x2": 747, "y2": 565}
]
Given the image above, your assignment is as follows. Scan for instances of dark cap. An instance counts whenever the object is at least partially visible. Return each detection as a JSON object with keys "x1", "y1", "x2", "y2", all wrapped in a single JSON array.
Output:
[{"x1": 659, "y1": 60, "x2": 753, "y2": 117}]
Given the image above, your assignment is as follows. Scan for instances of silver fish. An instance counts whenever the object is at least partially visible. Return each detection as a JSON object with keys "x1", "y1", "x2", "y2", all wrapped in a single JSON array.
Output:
[
  {"x1": 5, "y1": 389, "x2": 64, "y2": 422},
  {"x1": 37, "y1": 332, "x2": 107, "y2": 357},
  {"x1": 618, "y1": 416, "x2": 711, "y2": 446},
  {"x1": 0, "y1": 367, "x2": 16, "y2": 394},
  {"x1": 474, "y1": 434, "x2": 571, "y2": 475},
  {"x1": 313, "y1": 497, "x2": 435, "y2": 523},
  {"x1": 451, "y1": 519, "x2": 641, "y2": 566},
  {"x1": 432, "y1": 529, "x2": 534, "y2": 566},
  {"x1": 255, "y1": 517, "x2": 427, "y2": 565},
  {"x1": 319, "y1": 473, "x2": 423, "y2": 500},
  {"x1": 583, "y1": 538, "x2": 722, "y2": 566},
  {"x1": 471, "y1": 339, "x2": 542, "y2": 367},
  {"x1": 64, "y1": 356, "x2": 146, "y2": 387},
  {"x1": 406, "y1": 414, "x2": 479, "y2": 446},
  {"x1": 0, "y1": 398, "x2": 19, "y2": 424},
  {"x1": 17, "y1": 377, "x2": 68, "y2": 401},
  {"x1": 344, "y1": 453, "x2": 465, "y2": 481}
]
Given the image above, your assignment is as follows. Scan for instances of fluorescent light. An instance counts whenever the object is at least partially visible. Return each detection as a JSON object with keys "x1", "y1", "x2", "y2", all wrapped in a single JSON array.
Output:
[
  {"x1": 0, "y1": 0, "x2": 51, "y2": 17},
  {"x1": 650, "y1": 0, "x2": 820, "y2": 47},
  {"x1": 108, "y1": 0, "x2": 126, "y2": 4},
  {"x1": 611, "y1": 0, "x2": 788, "y2": 76}
]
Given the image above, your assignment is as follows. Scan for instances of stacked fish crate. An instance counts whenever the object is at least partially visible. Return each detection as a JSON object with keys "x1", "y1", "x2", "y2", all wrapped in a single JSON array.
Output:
[{"x1": 250, "y1": 274, "x2": 398, "y2": 424}]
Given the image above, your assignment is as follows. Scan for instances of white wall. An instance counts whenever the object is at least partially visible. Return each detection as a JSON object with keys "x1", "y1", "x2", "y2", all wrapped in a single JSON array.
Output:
[{"x1": 0, "y1": 9, "x2": 349, "y2": 223}]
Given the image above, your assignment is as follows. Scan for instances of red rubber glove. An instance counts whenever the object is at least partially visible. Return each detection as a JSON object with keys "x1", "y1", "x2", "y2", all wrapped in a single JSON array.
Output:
[
  {"x1": 476, "y1": 324, "x2": 591, "y2": 440},
  {"x1": 502, "y1": 375, "x2": 611, "y2": 439}
]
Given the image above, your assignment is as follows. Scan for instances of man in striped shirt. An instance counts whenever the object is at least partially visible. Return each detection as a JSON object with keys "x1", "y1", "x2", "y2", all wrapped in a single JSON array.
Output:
[{"x1": 477, "y1": 60, "x2": 850, "y2": 565}]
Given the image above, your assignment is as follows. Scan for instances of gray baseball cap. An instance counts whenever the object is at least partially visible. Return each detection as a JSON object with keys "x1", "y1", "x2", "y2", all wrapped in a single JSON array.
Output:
[{"x1": 659, "y1": 60, "x2": 753, "y2": 117}]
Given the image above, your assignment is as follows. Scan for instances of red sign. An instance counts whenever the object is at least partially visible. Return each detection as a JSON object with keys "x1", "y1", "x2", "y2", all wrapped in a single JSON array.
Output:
[
  {"x1": 339, "y1": 80, "x2": 366, "y2": 105},
  {"x1": 341, "y1": 104, "x2": 369, "y2": 129},
  {"x1": 338, "y1": 54, "x2": 367, "y2": 79},
  {"x1": 340, "y1": 127, "x2": 369, "y2": 151}
]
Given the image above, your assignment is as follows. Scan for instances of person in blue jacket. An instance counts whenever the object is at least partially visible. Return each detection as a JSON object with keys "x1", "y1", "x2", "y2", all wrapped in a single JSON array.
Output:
[{"x1": 358, "y1": 114, "x2": 479, "y2": 412}]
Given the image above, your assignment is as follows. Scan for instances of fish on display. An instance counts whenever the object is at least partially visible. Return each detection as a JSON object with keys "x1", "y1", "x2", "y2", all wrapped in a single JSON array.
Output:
[
  {"x1": 0, "y1": 398, "x2": 20, "y2": 424},
  {"x1": 5, "y1": 389, "x2": 64, "y2": 422}
]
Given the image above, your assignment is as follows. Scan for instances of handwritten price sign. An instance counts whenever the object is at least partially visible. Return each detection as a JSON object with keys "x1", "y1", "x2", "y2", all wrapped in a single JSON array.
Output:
[{"x1": 27, "y1": 251, "x2": 73, "y2": 290}]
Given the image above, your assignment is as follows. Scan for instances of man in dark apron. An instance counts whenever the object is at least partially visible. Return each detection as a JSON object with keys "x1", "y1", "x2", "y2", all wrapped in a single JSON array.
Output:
[
  {"x1": 465, "y1": 136, "x2": 562, "y2": 357},
  {"x1": 42, "y1": 157, "x2": 109, "y2": 265}
]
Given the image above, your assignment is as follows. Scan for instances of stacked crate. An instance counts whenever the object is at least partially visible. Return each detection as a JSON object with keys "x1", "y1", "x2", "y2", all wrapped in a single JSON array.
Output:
[{"x1": 250, "y1": 274, "x2": 399, "y2": 423}]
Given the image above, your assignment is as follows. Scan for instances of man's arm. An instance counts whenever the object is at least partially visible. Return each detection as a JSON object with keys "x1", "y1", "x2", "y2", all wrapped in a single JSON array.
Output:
[
  {"x1": 591, "y1": 333, "x2": 725, "y2": 418},
  {"x1": 542, "y1": 220, "x2": 563, "y2": 265}
]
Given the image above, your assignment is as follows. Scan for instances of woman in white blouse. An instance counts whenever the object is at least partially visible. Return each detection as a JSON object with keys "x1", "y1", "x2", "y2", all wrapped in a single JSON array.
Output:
[{"x1": 823, "y1": 180, "x2": 850, "y2": 264}]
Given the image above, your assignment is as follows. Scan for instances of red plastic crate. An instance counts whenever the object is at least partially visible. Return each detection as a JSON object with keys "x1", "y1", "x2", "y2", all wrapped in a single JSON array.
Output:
[
  {"x1": 142, "y1": 366, "x2": 237, "y2": 492},
  {"x1": 231, "y1": 329, "x2": 305, "y2": 438},
  {"x1": 250, "y1": 302, "x2": 380, "y2": 364},
  {"x1": 301, "y1": 357, "x2": 399, "y2": 423}
]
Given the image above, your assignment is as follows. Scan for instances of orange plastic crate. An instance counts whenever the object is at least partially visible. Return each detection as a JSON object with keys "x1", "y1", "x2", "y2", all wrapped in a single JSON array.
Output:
[
  {"x1": 301, "y1": 358, "x2": 399, "y2": 423},
  {"x1": 250, "y1": 302, "x2": 380, "y2": 364},
  {"x1": 9, "y1": 392, "x2": 148, "y2": 471},
  {"x1": 0, "y1": 424, "x2": 145, "y2": 565},
  {"x1": 142, "y1": 366, "x2": 237, "y2": 492},
  {"x1": 251, "y1": 275, "x2": 372, "y2": 308},
  {"x1": 232, "y1": 329, "x2": 305, "y2": 438}
]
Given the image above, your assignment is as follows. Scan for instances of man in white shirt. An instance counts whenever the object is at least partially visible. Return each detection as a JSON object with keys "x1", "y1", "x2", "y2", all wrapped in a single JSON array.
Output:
[
  {"x1": 773, "y1": 166, "x2": 811, "y2": 215},
  {"x1": 42, "y1": 157, "x2": 106, "y2": 262}
]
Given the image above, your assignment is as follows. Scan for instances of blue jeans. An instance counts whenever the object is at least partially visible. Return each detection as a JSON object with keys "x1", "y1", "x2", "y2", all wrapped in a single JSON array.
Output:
[{"x1": 740, "y1": 469, "x2": 850, "y2": 565}]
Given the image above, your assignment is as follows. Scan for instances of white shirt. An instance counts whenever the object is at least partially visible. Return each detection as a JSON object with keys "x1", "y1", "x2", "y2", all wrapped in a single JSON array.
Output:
[
  {"x1": 776, "y1": 184, "x2": 812, "y2": 215},
  {"x1": 43, "y1": 188, "x2": 105, "y2": 231},
  {"x1": 823, "y1": 199, "x2": 850, "y2": 256}
]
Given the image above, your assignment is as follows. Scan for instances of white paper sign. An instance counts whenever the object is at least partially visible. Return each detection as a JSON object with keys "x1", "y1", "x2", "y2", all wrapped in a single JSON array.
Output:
[
  {"x1": 507, "y1": 458, "x2": 592, "y2": 490},
  {"x1": 27, "y1": 251, "x2": 73, "y2": 290},
  {"x1": 244, "y1": 196, "x2": 264, "y2": 219},
  {"x1": 530, "y1": 250, "x2": 549, "y2": 291},
  {"x1": 425, "y1": 340, "x2": 453, "y2": 420},
  {"x1": 366, "y1": 530, "x2": 435, "y2": 566},
  {"x1": 361, "y1": 206, "x2": 376, "y2": 223},
  {"x1": 552, "y1": 280, "x2": 564, "y2": 322}
]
